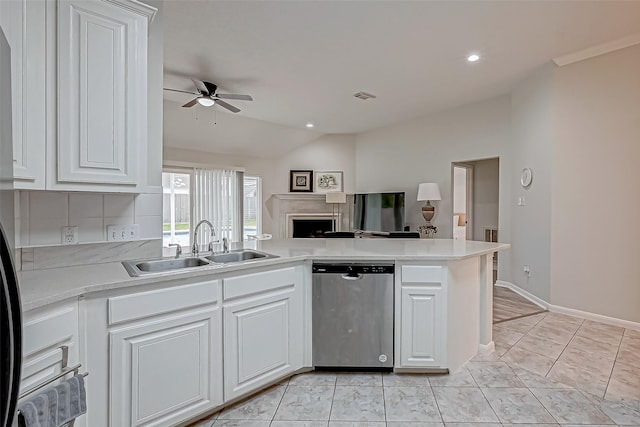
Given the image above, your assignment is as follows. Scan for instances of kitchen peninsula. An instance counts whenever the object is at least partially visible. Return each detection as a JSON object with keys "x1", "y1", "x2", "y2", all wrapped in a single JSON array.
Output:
[{"x1": 19, "y1": 238, "x2": 508, "y2": 427}]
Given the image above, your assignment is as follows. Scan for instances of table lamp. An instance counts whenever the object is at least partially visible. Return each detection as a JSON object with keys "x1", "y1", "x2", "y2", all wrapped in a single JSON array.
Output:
[
  {"x1": 417, "y1": 183, "x2": 441, "y2": 237},
  {"x1": 326, "y1": 192, "x2": 347, "y2": 232}
]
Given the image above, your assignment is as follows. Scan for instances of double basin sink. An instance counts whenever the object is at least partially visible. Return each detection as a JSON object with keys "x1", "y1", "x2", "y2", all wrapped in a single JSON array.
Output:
[{"x1": 123, "y1": 249, "x2": 279, "y2": 277}]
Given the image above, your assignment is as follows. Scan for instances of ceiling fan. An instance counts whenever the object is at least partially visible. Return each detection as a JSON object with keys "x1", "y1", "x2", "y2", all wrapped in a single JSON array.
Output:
[{"x1": 163, "y1": 79, "x2": 253, "y2": 113}]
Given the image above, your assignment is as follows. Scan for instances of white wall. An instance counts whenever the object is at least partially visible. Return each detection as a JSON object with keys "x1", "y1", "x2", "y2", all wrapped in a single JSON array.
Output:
[
  {"x1": 164, "y1": 133, "x2": 357, "y2": 235},
  {"x1": 550, "y1": 45, "x2": 640, "y2": 322},
  {"x1": 472, "y1": 158, "x2": 499, "y2": 242},
  {"x1": 510, "y1": 64, "x2": 555, "y2": 302},
  {"x1": 355, "y1": 95, "x2": 512, "y2": 281}
]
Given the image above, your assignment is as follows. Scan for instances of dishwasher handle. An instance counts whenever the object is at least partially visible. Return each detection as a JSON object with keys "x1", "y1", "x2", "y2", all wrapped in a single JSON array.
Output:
[{"x1": 341, "y1": 273, "x2": 363, "y2": 281}]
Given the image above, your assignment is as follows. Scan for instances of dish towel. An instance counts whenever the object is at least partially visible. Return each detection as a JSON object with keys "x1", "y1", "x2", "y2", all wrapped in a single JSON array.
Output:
[{"x1": 17, "y1": 374, "x2": 87, "y2": 427}]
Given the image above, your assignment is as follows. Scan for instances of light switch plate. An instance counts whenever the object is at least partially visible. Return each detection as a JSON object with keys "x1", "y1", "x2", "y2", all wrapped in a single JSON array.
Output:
[{"x1": 107, "y1": 224, "x2": 139, "y2": 241}]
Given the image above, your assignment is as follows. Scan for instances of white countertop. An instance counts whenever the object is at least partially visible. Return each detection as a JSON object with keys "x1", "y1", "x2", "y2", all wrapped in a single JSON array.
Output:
[{"x1": 18, "y1": 238, "x2": 509, "y2": 312}]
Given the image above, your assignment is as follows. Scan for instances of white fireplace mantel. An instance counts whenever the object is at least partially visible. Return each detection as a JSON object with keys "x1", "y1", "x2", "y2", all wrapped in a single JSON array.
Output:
[{"x1": 273, "y1": 193, "x2": 328, "y2": 200}]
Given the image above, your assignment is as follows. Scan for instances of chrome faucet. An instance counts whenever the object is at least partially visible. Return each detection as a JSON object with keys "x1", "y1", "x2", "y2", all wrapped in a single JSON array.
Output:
[
  {"x1": 192, "y1": 220, "x2": 216, "y2": 256},
  {"x1": 168, "y1": 243, "x2": 182, "y2": 259},
  {"x1": 222, "y1": 237, "x2": 229, "y2": 253}
]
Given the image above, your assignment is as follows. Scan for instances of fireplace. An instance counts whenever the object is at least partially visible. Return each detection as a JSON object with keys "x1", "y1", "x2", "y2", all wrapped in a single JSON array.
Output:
[
  {"x1": 285, "y1": 213, "x2": 342, "y2": 238},
  {"x1": 292, "y1": 219, "x2": 334, "y2": 238}
]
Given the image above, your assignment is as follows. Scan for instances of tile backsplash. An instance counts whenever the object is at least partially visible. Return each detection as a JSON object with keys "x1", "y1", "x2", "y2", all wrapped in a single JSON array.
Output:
[{"x1": 18, "y1": 191, "x2": 163, "y2": 247}]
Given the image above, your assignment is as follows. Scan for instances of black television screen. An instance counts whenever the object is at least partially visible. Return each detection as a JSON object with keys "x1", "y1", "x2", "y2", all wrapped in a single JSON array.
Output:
[{"x1": 353, "y1": 192, "x2": 405, "y2": 232}]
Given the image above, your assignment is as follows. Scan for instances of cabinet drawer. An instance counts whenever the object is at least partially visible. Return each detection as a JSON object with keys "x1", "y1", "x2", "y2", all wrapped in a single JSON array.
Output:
[
  {"x1": 224, "y1": 267, "x2": 297, "y2": 301},
  {"x1": 108, "y1": 280, "x2": 219, "y2": 325},
  {"x1": 401, "y1": 265, "x2": 443, "y2": 284},
  {"x1": 23, "y1": 303, "x2": 77, "y2": 357}
]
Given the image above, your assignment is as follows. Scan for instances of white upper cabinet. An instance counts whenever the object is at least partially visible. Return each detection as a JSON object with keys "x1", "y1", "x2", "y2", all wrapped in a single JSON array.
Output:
[
  {"x1": 55, "y1": 0, "x2": 155, "y2": 191},
  {"x1": 2, "y1": 0, "x2": 157, "y2": 192},
  {"x1": 0, "y1": 0, "x2": 47, "y2": 189}
]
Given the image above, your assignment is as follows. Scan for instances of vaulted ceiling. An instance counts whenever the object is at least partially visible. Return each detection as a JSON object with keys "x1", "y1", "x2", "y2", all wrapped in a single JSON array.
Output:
[{"x1": 163, "y1": 1, "x2": 640, "y2": 153}]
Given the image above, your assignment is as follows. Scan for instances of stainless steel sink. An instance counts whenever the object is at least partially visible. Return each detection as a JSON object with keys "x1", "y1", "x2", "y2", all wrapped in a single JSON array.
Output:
[
  {"x1": 123, "y1": 257, "x2": 212, "y2": 276},
  {"x1": 123, "y1": 249, "x2": 279, "y2": 276},
  {"x1": 204, "y1": 249, "x2": 278, "y2": 264}
]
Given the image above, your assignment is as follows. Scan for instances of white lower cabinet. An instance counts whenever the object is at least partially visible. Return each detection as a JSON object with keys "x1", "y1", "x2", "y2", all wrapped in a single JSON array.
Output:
[
  {"x1": 109, "y1": 307, "x2": 222, "y2": 427},
  {"x1": 397, "y1": 265, "x2": 446, "y2": 369},
  {"x1": 83, "y1": 279, "x2": 223, "y2": 427},
  {"x1": 223, "y1": 266, "x2": 304, "y2": 400},
  {"x1": 399, "y1": 286, "x2": 443, "y2": 367},
  {"x1": 83, "y1": 263, "x2": 306, "y2": 426}
]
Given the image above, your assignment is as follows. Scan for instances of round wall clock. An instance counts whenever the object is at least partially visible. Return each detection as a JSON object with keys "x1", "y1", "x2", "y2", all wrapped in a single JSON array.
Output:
[{"x1": 520, "y1": 168, "x2": 533, "y2": 188}]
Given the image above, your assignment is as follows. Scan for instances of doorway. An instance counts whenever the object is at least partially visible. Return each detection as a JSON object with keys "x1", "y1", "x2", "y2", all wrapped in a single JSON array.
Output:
[
  {"x1": 451, "y1": 157, "x2": 500, "y2": 280},
  {"x1": 452, "y1": 163, "x2": 473, "y2": 240}
]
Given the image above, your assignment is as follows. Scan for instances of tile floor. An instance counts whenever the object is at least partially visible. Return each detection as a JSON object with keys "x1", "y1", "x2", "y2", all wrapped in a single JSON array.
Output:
[
  {"x1": 493, "y1": 286, "x2": 545, "y2": 323},
  {"x1": 190, "y1": 311, "x2": 640, "y2": 427}
]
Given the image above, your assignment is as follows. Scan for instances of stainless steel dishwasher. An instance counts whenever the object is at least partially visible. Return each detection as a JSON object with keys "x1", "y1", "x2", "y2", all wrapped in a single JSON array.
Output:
[{"x1": 312, "y1": 263, "x2": 394, "y2": 368}]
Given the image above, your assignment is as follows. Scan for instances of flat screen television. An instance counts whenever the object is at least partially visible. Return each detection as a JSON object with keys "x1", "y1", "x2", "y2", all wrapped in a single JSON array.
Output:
[{"x1": 353, "y1": 192, "x2": 405, "y2": 232}]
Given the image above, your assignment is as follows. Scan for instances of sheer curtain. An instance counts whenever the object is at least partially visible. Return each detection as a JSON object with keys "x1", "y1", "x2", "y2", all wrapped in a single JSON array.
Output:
[{"x1": 192, "y1": 168, "x2": 244, "y2": 250}]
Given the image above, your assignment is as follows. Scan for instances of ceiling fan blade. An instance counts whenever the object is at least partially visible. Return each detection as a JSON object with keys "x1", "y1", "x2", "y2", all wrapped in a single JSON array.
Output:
[
  {"x1": 215, "y1": 93, "x2": 253, "y2": 101},
  {"x1": 215, "y1": 99, "x2": 241, "y2": 113},
  {"x1": 182, "y1": 98, "x2": 199, "y2": 108},
  {"x1": 163, "y1": 88, "x2": 199, "y2": 95},
  {"x1": 191, "y1": 78, "x2": 209, "y2": 96}
]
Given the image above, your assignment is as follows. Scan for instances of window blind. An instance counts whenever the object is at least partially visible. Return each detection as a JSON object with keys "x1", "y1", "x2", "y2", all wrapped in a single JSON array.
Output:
[{"x1": 192, "y1": 168, "x2": 243, "y2": 249}]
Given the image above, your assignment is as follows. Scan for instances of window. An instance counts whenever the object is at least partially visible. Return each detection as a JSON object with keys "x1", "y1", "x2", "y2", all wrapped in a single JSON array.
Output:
[
  {"x1": 162, "y1": 172, "x2": 191, "y2": 248},
  {"x1": 163, "y1": 169, "x2": 260, "y2": 251},
  {"x1": 243, "y1": 176, "x2": 262, "y2": 240}
]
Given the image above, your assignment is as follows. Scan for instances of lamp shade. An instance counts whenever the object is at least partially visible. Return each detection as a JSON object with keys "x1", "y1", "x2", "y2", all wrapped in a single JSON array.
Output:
[
  {"x1": 417, "y1": 183, "x2": 441, "y2": 201},
  {"x1": 326, "y1": 192, "x2": 347, "y2": 204}
]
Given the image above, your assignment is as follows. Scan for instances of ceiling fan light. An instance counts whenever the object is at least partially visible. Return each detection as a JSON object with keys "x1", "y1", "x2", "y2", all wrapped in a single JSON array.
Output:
[{"x1": 197, "y1": 97, "x2": 215, "y2": 107}]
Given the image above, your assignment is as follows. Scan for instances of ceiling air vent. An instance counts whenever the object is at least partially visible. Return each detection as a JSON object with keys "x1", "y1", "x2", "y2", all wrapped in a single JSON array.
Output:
[{"x1": 353, "y1": 91, "x2": 376, "y2": 101}]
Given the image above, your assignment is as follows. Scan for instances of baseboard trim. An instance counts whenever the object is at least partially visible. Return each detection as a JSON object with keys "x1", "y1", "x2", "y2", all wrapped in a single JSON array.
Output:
[
  {"x1": 478, "y1": 341, "x2": 495, "y2": 354},
  {"x1": 495, "y1": 281, "x2": 640, "y2": 331},
  {"x1": 548, "y1": 304, "x2": 640, "y2": 332},
  {"x1": 495, "y1": 280, "x2": 548, "y2": 310}
]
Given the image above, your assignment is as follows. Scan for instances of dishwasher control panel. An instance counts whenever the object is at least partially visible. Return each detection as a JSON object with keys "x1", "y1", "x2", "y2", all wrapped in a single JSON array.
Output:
[{"x1": 312, "y1": 263, "x2": 394, "y2": 274}]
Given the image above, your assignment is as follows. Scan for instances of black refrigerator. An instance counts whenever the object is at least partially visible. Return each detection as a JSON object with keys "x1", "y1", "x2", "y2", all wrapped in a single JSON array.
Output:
[{"x1": 0, "y1": 25, "x2": 22, "y2": 427}]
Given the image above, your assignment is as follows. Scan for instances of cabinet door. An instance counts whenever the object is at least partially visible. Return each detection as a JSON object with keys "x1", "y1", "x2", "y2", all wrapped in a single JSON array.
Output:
[
  {"x1": 56, "y1": 0, "x2": 154, "y2": 189},
  {"x1": 223, "y1": 273, "x2": 303, "y2": 400},
  {"x1": 109, "y1": 307, "x2": 222, "y2": 427},
  {"x1": 399, "y1": 286, "x2": 443, "y2": 367},
  {"x1": 0, "y1": 0, "x2": 46, "y2": 189}
]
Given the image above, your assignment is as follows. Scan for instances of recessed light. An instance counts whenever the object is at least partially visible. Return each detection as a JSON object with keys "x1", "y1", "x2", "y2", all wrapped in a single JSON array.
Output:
[
  {"x1": 305, "y1": 123, "x2": 314, "y2": 128},
  {"x1": 467, "y1": 54, "x2": 480, "y2": 63}
]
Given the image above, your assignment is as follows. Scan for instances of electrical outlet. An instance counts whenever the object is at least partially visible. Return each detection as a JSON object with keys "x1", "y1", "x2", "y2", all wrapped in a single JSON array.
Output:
[
  {"x1": 517, "y1": 196, "x2": 526, "y2": 206},
  {"x1": 62, "y1": 226, "x2": 79, "y2": 245}
]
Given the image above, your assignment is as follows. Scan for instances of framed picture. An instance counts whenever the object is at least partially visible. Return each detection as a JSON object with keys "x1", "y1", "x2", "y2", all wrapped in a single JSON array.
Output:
[
  {"x1": 315, "y1": 171, "x2": 344, "y2": 193},
  {"x1": 289, "y1": 170, "x2": 313, "y2": 192}
]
